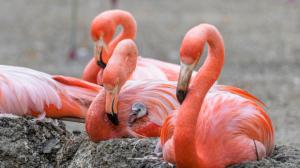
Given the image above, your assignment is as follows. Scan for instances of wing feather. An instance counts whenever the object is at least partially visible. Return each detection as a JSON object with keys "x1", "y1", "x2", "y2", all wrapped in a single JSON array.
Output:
[
  {"x1": 214, "y1": 85, "x2": 266, "y2": 107},
  {"x1": 0, "y1": 65, "x2": 99, "y2": 116}
]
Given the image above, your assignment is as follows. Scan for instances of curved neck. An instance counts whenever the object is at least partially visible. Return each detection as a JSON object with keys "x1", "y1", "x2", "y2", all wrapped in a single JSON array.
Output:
[
  {"x1": 82, "y1": 58, "x2": 100, "y2": 84},
  {"x1": 107, "y1": 12, "x2": 137, "y2": 60},
  {"x1": 103, "y1": 39, "x2": 138, "y2": 89},
  {"x1": 174, "y1": 24, "x2": 225, "y2": 167}
]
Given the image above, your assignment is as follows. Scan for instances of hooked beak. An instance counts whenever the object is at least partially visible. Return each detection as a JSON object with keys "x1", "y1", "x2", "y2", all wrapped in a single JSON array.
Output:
[
  {"x1": 105, "y1": 87, "x2": 119, "y2": 125},
  {"x1": 176, "y1": 62, "x2": 195, "y2": 104},
  {"x1": 95, "y1": 36, "x2": 109, "y2": 68}
]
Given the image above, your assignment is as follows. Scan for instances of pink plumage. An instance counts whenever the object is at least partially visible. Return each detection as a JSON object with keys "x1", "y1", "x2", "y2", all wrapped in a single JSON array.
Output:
[{"x1": 0, "y1": 65, "x2": 100, "y2": 118}]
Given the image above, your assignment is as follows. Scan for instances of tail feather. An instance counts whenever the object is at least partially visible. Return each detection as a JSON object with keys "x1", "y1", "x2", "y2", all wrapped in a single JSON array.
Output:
[
  {"x1": 53, "y1": 75, "x2": 102, "y2": 107},
  {"x1": 53, "y1": 75, "x2": 100, "y2": 92}
]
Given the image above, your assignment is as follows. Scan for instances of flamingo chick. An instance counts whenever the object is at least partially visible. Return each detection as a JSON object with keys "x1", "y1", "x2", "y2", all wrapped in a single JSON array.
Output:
[
  {"x1": 0, "y1": 65, "x2": 101, "y2": 119},
  {"x1": 82, "y1": 10, "x2": 181, "y2": 85},
  {"x1": 160, "y1": 24, "x2": 274, "y2": 167},
  {"x1": 85, "y1": 39, "x2": 180, "y2": 141}
]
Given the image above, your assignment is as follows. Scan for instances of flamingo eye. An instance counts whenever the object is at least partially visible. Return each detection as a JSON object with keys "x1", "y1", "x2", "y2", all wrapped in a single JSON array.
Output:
[{"x1": 128, "y1": 102, "x2": 147, "y2": 124}]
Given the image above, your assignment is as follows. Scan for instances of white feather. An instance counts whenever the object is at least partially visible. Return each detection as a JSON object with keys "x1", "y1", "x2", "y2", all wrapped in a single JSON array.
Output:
[
  {"x1": 0, "y1": 65, "x2": 97, "y2": 116},
  {"x1": 131, "y1": 57, "x2": 168, "y2": 81},
  {"x1": 120, "y1": 80, "x2": 179, "y2": 126}
]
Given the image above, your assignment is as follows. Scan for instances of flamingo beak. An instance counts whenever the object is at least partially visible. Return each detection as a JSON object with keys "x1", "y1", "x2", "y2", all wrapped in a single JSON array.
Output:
[
  {"x1": 176, "y1": 62, "x2": 194, "y2": 104},
  {"x1": 105, "y1": 87, "x2": 119, "y2": 125},
  {"x1": 95, "y1": 36, "x2": 109, "y2": 68}
]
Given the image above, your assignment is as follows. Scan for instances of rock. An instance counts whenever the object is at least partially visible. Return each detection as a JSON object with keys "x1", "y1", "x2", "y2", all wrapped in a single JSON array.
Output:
[
  {"x1": 56, "y1": 134, "x2": 87, "y2": 167},
  {"x1": 0, "y1": 114, "x2": 68, "y2": 167},
  {"x1": 0, "y1": 115, "x2": 299, "y2": 168},
  {"x1": 57, "y1": 136, "x2": 173, "y2": 168}
]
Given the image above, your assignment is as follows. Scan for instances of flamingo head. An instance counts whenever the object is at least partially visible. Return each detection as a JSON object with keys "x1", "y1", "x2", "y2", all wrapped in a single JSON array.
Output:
[
  {"x1": 91, "y1": 12, "x2": 115, "y2": 68},
  {"x1": 176, "y1": 25, "x2": 209, "y2": 103},
  {"x1": 90, "y1": 10, "x2": 137, "y2": 69},
  {"x1": 102, "y1": 39, "x2": 138, "y2": 126},
  {"x1": 85, "y1": 91, "x2": 130, "y2": 141},
  {"x1": 86, "y1": 90, "x2": 157, "y2": 142}
]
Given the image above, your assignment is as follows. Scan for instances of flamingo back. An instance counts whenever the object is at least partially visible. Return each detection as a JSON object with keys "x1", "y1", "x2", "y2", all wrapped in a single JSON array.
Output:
[
  {"x1": 193, "y1": 88, "x2": 274, "y2": 166},
  {"x1": 0, "y1": 65, "x2": 98, "y2": 117},
  {"x1": 120, "y1": 80, "x2": 179, "y2": 125},
  {"x1": 130, "y1": 57, "x2": 169, "y2": 81},
  {"x1": 140, "y1": 57, "x2": 181, "y2": 81}
]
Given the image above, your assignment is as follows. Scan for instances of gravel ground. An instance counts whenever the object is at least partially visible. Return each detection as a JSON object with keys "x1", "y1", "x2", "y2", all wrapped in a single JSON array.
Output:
[
  {"x1": 1, "y1": 116, "x2": 299, "y2": 167},
  {"x1": 0, "y1": 115, "x2": 68, "y2": 167},
  {"x1": 0, "y1": 0, "x2": 300, "y2": 167}
]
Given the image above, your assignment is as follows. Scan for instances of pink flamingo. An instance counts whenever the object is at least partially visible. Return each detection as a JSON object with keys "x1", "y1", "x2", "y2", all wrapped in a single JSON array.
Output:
[
  {"x1": 82, "y1": 10, "x2": 181, "y2": 85},
  {"x1": 159, "y1": 24, "x2": 274, "y2": 167},
  {"x1": 85, "y1": 39, "x2": 180, "y2": 141},
  {"x1": 0, "y1": 65, "x2": 101, "y2": 119}
]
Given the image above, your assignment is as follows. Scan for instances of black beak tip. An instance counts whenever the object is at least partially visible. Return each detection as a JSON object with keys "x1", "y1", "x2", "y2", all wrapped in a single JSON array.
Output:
[
  {"x1": 97, "y1": 59, "x2": 106, "y2": 69},
  {"x1": 106, "y1": 112, "x2": 119, "y2": 126},
  {"x1": 176, "y1": 89, "x2": 187, "y2": 104},
  {"x1": 96, "y1": 48, "x2": 107, "y2": 68}
]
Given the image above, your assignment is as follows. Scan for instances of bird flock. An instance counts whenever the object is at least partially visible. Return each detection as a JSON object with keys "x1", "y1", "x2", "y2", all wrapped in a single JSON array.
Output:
[{"x1": 0, "y1": 10, "x2": 274, "y2": 167}]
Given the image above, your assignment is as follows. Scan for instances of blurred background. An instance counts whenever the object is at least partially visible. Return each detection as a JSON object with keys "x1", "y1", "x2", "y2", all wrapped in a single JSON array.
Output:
[{"x1": 0, "y1": 0, "x2": 299, "y2": 147}]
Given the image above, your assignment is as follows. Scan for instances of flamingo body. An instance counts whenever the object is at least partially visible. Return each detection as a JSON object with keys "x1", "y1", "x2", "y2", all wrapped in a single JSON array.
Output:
[
  {"x1": 0, "y1": 65, "x2": 100, "y2": 119},
  {"x1": 161, "y1": 85, "x2": 274, "y2": 167},
  {"x1": 134, "y1": 57, "x2": 181, "y2": 81}
]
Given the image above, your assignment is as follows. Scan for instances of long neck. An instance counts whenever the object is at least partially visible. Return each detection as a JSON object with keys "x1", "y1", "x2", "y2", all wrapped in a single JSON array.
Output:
[
  {"x1": 103, "y1": 39, "x2": 138, "y2": 89},
  {"x1": 174, "y1": 24, "x2": 225, "y2": 167},
  {"x1": 82, "y1": 57, "x2": 100, "y2": 84},
  {"x1": 108, "y1": 12, "x2": 137, "y2": 59}
]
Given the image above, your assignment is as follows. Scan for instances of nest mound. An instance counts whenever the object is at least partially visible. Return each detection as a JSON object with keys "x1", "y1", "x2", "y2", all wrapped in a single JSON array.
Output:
[{"x1": 0, "y1": 115, "x2": 299, "y2": 168}]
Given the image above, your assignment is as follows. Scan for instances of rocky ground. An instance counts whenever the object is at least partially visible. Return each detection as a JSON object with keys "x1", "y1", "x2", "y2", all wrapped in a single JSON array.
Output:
[{"x1": 1, "y1": 116, "x2": 300, "y2": 168}]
